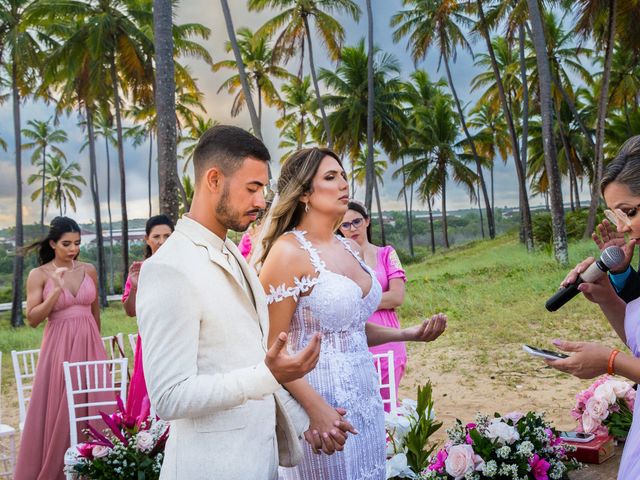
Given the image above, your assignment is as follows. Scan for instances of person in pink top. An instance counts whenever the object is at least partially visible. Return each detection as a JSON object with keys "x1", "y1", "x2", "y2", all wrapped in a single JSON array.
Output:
[
  {"x1": 122, "y1": 214, "x2": 174, "y2": 419},
  {"x1": 15, "y1": 217, "x2": 108, "y2": 480},
  {"x1": 339, "y1": 201, "x2": 411, "y2": 411}
]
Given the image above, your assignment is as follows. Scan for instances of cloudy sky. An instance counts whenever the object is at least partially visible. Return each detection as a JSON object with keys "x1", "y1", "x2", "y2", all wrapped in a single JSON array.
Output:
[{"x1": 0, "y1": 1, "x2": 587, "y2": 228}]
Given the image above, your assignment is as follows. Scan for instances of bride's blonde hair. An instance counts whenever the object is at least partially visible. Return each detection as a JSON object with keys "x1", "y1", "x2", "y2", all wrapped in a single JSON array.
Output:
[{"x1": 258, "y1": 147, "x2": 343, "y2": 265}]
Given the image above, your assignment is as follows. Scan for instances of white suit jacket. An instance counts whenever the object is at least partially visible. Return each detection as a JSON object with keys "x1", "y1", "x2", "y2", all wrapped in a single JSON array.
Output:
[{"x1": 136, "y1": 216, "x2": 308, "y2": 479}]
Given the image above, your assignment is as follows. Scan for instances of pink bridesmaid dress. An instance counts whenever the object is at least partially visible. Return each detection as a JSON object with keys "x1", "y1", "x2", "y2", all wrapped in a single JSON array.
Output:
[
  {"x1": 122, "y1": 275, "x2": 148, "y2": 419},
  {"x1": 14, "y1": 269, "x2": 108, "y2": 480}
]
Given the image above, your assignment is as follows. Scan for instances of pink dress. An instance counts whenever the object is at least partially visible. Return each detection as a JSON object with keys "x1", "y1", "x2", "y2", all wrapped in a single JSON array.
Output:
[
  {"x1": 14, "y1": 270, "x2": 108, "y2": 480},
  {"x1": 122, "y1": 275, "x2": 148, "y2": 419},
  {"x1": 618, "y1": 298, "x2": 640, "y2": 479},
  {"x1": 239, "y1": 232, "x2": 252, "y2": 258},
  {"x1": 368, "y1": 246, "x2": 407, "y2": 411}
]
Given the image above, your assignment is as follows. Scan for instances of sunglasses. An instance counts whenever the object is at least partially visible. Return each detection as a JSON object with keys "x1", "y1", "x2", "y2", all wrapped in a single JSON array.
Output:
[
  {"x1": 603, "y1": 206, "x2": 640, "y2": 228},
  {"x1": 340, "y1": 217, "x2": 365, "y2": 231}
]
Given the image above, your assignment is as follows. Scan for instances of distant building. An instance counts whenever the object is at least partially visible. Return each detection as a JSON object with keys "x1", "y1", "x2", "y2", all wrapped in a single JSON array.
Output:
[{"x1": 82, "y1": 228, "x2": 146, "y2": 247}]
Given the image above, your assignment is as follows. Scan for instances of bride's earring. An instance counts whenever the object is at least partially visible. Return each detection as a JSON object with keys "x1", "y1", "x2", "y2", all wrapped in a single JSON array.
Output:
[{"x1": 305, "y1": 203, "x2": 309, "y2": 213}]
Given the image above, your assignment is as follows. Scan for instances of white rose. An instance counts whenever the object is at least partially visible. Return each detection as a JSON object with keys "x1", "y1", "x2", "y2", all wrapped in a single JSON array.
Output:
[
  {"x1": 386, "y1": 453, "x2": 415, "y2": 478},
  {"x1": 610, "y1": 380, "x2": 632, "y2": 398},
  {"x1": 594, "y1": 383, "x2": 616, "y2": 404},
  {"x1": 64, "y1": 447, "x2": 81, "y2": 466},
  {"x1": 502, "y1": 411, "x2": 524, "y2": 424},
  {"x1": 445, "y1": 444, "x2": 476, "y2": 479},
  {"x1": 92, "y1": 445, "x2": 111, "y2": 458},
  {"x1": 136, "y1": 431, "x2": 155, "y2": 452},
  {"x1": 585, "y1": 396, "x2": 610, "y2": 421},
  {"x1": 582, "y1": 413, "x2": 600, "y2": 434},
  {"x1": 485, "y1": 421, "x2": 520, "y2": 445},
  {"x1": 385, "y1": 412, "x2": 412, "y2": 442}
]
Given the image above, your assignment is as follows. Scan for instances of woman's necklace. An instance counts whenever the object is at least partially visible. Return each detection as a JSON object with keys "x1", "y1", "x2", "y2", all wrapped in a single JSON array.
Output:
[{"x1": 52, "y1": 259, "x2": 75, "y2": 270}]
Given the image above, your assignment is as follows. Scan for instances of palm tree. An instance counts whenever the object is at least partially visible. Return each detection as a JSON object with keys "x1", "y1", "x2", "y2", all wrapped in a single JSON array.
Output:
[
  {"x1": 219, "y1": 0, "x2": 262, "y2": 140},
  {"x1": 276, "y1": 76, "x2": 317, "y2": 150},
  {"x1": 391, "y1": 0, "x2": 495, "y2": 240},
  {"x1": 21, "y1": 117, "x2": 68, "y2": 233},
  {"x1": 27, "y1": 154, "x2": 85, "y2": 215},
  {"x1": 277, "y1": 123, "x2": 315, "y2": 164},
  {"x1": 213, "y1": 27, "x2": 294, "y2": 126},
  {"x1": 1, "y1": 0, "x2": 42, "y2": 327},
  {"x1": 248, "y1": 0, "x2": 361, "y2": 148},
  {"x1": 320, "y1": 41, "x2": 406, "y2": 179},
  {"x1": 364, "y1": 0, "x2": 375, "y2": 212},
  {"x1": 351, "y1": 147, "x2": 387, "y2": 244},
  {"x1": 180, "y1": 114, "x2": 217, "y2": 172}
]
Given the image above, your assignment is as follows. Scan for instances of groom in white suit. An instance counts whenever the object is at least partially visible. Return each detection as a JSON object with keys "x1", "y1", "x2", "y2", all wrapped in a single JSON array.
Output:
[{"x1": 137, "y1": 126, "x2": 347, "y2": 479}]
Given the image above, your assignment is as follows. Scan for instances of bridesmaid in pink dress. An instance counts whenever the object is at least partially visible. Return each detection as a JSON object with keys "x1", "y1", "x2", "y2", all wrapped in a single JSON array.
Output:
[
  {"x1": 122, "y1": 214, "x2": 174, "y2": 419},
  {"x1": 15, "y1": 217, "x2": 108, "y2": 480},
  {"x1": 339, "y1": 202, "x2": 409, "y2": 411}
]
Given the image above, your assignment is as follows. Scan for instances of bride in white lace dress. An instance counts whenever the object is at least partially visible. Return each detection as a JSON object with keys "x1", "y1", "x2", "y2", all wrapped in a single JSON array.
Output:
[{"x1": 256, "y1": 148, "x2": 447, "y2": 479}]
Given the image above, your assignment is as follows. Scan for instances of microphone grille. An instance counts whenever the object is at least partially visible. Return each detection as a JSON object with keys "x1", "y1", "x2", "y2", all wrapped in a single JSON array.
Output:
[{"x1": 601, "y1": 246, "x2": 626, "y2": 270}]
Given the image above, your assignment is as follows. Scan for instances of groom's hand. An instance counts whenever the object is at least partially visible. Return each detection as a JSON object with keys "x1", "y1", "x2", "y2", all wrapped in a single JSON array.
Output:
[{"x1": 265, "y1": 332, "x2": 321, "y2": 384}]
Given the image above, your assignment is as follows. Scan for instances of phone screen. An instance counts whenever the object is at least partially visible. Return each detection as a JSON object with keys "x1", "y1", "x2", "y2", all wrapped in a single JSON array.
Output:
[
  {"x1": 523, "y1": 345, "x2": 569, "y2": 359},
  {"x1": 561, "y1": 432, "x2": 591, "y2": 439}
]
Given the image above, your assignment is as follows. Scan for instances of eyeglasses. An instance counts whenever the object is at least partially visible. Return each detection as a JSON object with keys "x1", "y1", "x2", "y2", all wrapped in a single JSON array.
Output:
[
  {"x1": 340, "y1": 218, "x2": 364, "y2": 231},
  {"x1": 604, "y1": 207, "x2": 639, "y2": 228}
]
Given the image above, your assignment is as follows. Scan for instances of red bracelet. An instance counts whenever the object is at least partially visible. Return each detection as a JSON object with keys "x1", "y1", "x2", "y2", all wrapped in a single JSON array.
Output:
[{"x1": 607, "y1": 349, "x2": 620, "y2": 375}]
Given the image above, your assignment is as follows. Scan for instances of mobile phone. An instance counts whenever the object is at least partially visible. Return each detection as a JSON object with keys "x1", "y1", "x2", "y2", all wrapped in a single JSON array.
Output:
[
  {"x1": 559, "y1": 431, "x2": 595, "y2": 443},
  {"x1": 522, "y1": 344, "x2": 569, "y2": 361}
]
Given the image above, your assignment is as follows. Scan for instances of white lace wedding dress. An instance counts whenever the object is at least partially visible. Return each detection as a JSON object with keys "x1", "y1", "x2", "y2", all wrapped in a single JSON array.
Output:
[{"x1": 268, "y1": 230, "x2": 386, "y2": 480}]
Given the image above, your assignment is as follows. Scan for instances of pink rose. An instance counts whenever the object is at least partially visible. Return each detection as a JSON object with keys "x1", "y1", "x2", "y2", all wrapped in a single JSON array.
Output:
[
  {"x1": 594, "y1": 383, "x2": 616, "y2": 404},
  {"x1": 444, "y1": 445, "x2": 483, "y2": 479},
  {"x1": 92, "y1": 445, "x2": 111, "y2": 458},
  {"x1": 581, "y1": 413, "x2": 601, "y2": 434},
  {"x1": 135, "y1": 430, "x2": 154, "y2": 452},
  {"x1": 625, "y1": 389, "x2": 636, "y2": 411},
  {"x1": 529, "y1": 454, "x2": 550, "y2": 480},
  {"x1": 585, "y1": 396, "x2": 610, "y2": 421},
  {"x1": 503, "y1": 411, "x2": 524, "y2": 424}
]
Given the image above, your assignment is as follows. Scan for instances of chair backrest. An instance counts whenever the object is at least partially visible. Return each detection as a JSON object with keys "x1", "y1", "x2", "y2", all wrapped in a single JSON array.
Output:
[
  {"x1": 102, "y1": 333, "x2": 125, "y2": 360},
  {"x1": 127, "y1": 333, "x2": 138, "y2": 355},
  {"x1": 63, "y1": 358, "x2": 128, "y2": 447},
  {"x1": 372, "y1": 350, "x2": 398, "y2": 414},
  {"x1": 11, "y1": 348, "x2": 40, "y2": 429}
]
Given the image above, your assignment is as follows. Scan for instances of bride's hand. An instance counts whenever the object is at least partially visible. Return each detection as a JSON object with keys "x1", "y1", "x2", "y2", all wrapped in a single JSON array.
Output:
[
  {"x1": 50, "y1": 267, "x2": 68, "y2": 290},
  {"x1": 404, "y1": 313, "x2": 447, "y2": 342},
  {"x1": 304, "y1": 404, "x2": 356, "y2": 455}
]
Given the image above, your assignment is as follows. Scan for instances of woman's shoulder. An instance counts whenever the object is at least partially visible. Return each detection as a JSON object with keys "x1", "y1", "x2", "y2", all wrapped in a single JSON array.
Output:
[
  {"x1": 77, "y1": 261, "x2": 97, "y2": 277},
  {"x1": 268, "y1": 232, "x2": 309, "y2": 261},
  {"x1": 28, "y1": 265, "x2": 50, "y2": 282}
]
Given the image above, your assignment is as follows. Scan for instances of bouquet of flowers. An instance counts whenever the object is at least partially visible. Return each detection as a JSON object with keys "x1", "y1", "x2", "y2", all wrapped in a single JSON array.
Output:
[
  {"x1": 572, "y1": 375, "x2": 635, "y2": 439},
  {"x1": 421, "y1": 411, "x2": 580, "y2": 480},
  {"x1": 385, "y1": 382, "x2": 442, "y2": 479},
  {"x1": 64, "y1": 396, "x2": 169, "y2": 480}
]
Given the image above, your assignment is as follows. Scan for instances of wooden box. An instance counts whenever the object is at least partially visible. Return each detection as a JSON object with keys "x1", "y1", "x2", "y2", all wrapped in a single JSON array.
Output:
[{"x1": 564, "y1": 434, "x2": 615, "y2": 464}]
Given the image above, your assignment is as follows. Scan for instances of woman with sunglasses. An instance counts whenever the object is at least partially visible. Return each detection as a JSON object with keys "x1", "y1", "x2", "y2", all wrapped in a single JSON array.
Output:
[
  {"x1": 338, "y1": 201, "x2": 409, "y2": 411},
  {"x1": 546, "y1": 136, "x2": 640, "y2": 480}
]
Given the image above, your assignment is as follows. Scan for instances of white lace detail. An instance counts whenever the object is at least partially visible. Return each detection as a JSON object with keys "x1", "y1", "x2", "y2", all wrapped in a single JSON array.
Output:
[{"x1": 266, "y1": 275, "x2": 319, "y2": 304}]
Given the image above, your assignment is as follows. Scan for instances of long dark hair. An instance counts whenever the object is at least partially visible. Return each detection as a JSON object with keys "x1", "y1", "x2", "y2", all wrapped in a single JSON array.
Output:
[
  {"x1": 601, "y1": 135, "x2": 640, "y2": 195},
  {"x1": 144, "y1": 214, "x2": 175, "y2": 258},
  {"x1": 24, "y1": 216, "x2": 81, "y2": 265},
  {"x1": 339, "y1": 201, "x2": 372, "y2": 242}
]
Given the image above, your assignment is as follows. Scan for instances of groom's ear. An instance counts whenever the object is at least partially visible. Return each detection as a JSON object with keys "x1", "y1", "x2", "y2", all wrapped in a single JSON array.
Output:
[{"x1": 204, "y1": 167, "x2": 224, "y2": 193}]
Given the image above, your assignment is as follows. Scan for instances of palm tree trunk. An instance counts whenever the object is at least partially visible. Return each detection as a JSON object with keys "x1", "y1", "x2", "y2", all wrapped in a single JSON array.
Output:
[
  {"x1": 364, "y1": 0, "x2": 375, "y2": 212},
  {"x1": 86, "y1": 107, "x2": 108, "y2": 308},
  {"x1": 148, "y1": 131, "x2": 153, "y2": 217},
  {"x1": 401, "y1": 157, "x2": 414, "y2": 257},
  {"x1": 40, "y1": 146, "x2": 46, "y2": 234},
  {"x1": 476, "y1": 0, "x2": 533, "y2": 250},
  {"x1": 585, "y1": 0, "x2": 617, "y2": 237},
  {"x1": 154, "y1": 0, "x2": 182, "y2": 222},
  {"x1": 519, "y1": 24, "x2": 529, "y2": 178},
  {"x1": 373, "y1": 175, "x2": 386, "y2": 246},
  {"x1": 105, "y1": 136, "x2": 115, "y2": 295},
  {"x1": 443, "y1": 56, "x2": 495, "y2": 240},
  {"x1": 109, "y1": 58, "x2": 129, "y2": 284},
  {"x1": 477, "y1": 180, "x2": 485, "y2": 238},
  {"x1": 257, "y1": 83, "x2": 263, "y2": 128},
  {"x1": 10, "y1": 65, "x2": 25, "y2": 327},
  {"x1": 303, "y1": 15, "x2": 332, "y2": 149},
  {"x1": 220, "y1": 0, "x2": 263, "y2": 141},
  {"x1": 527, "y1": 0, "x2": 568, "y2": 264},
  {"x1": 58, "y1": 183, "x2": 62, "y2": 215},
  {"x1": 558, "y1": 117, "x2": 579, "y2": 212},
  {"x1": 427, "y1": 196, "x2": 435, "y2": 254},
  {"x1": 441, "y1": 174, "x2": 449, "y2": 249}
]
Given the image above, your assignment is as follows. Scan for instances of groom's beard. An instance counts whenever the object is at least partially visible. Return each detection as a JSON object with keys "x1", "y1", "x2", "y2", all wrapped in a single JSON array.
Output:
[{"x1": 216, "y1": 183, "x2": 257, "y2": 232}]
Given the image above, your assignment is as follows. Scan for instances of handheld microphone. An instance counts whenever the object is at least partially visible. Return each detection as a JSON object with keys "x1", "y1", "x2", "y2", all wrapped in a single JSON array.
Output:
[{"x1": 545, "y1": 246, "x2": 625, "y2": 312}]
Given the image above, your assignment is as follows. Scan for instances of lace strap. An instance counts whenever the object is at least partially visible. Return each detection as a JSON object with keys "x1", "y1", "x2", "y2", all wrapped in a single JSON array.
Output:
[
  {"x1": 266, "y1": 275, "x2": 319, "y2": 304},
  {"x1": 288, "y1": 230, "x2": 326, "y2": 273},
  {"x1": 336, "y1": 236, "x2": 370, "y2": 272}
]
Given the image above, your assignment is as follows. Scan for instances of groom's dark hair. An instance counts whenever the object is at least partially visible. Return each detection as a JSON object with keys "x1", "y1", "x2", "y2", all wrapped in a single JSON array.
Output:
[{"x1": 193, "y1": 125, "x2": 271, "y2": 181}]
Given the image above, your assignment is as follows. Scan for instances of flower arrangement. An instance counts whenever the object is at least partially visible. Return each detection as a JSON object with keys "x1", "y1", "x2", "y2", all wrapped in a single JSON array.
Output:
[
  {"x1": 572, "y1": 375, "x2": 635, "y2": 439},
  {"x1": 420, "y1": 411, "x2": 580, "y2": 480},
  {"x1": 385, "y1": 381, "x2": 442, "y2": 479},
  {"x1": 64, "y1": 396, "x2": 169, "y2": 480}
]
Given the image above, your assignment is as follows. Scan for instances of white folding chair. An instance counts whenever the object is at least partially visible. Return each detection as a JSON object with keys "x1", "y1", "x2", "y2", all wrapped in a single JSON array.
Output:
[
  {"x1": 0, "y1": 352, "x2": 16, "y2": 479},
  {"x1": 128, "y1": 333, "x2": 139, "y2": 355},
  {"x1": 63, "y1": 358, "x2": 128, "y2": 448},
  {"x1": 102, "y1": 333, "x2": 125, "y2": 360},
  {"x1": 11, "y1": 348, "x2": 40, "y2": 430},
  {"x1": 372, "y1": 350, "x2": 398, "y2": 414}
]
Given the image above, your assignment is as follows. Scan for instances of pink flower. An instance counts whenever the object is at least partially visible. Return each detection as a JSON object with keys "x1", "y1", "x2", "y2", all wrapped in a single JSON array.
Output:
[
  {"x1": 429, "y1": 449, "x2": 448, "y2": 472},
  {"x1": 503, "y1": 411, "x2": 524, "y2": 424},
  {"x1": 92, "y1": 445, "x2": 111, "y2": 458},
  {"x1": 444, "y1": 445, "x2": 483, "y2": 479},
  {"x1": 465, "y1": 423, "x2": 476, "y2": 445},
  {"x1": 625, "y1": 389, "x2": 636, "y2": 411},
  {"x1": 76, "y1": 443, "x2": 94, "y2": 459},
  {"x1": 585, "y1": 396, "x2": 610, "y2": 421},
  {"x1": 529, "y1": 454, "x2": 550, "y2": 480}
]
